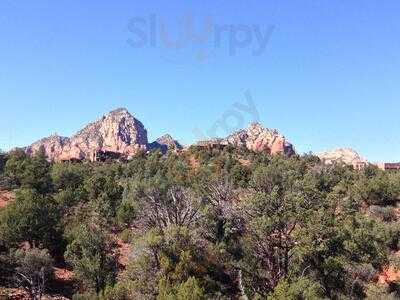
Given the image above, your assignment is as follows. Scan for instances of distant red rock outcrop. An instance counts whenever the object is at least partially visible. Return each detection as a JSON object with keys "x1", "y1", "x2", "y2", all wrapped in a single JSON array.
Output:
[
  {"x1": 26, "y1": 108, "x2": 148, "y2": 161},
  {"x1": 316, "y1": 148, "x2": 369, "y2": 169},
  {"x1": 197, "y1": 123, "x2": 295, "y2": 156}
]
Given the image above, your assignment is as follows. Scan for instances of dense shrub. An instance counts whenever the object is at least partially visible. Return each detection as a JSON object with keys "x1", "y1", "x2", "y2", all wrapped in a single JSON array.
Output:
[
  {"x1": 11, "y1": 248, "x2": 54, "y2": 300},
  {"x1": 4, "y1": 149, "x2": 52, "y2": 193},
  {"x1": 65, "y1": 224, "x2": 118, "y2": 293},
  {"x1": 356, "y1": 171, "x2": 400, "y2": 206},
  {"x1": 0, "y1": 189, "x2": 63, "y2": 253}
]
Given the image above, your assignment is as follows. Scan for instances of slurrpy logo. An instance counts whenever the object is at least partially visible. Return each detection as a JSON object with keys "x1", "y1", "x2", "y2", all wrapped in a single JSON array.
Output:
[{"x1": 127, "y1": 13, "x2": 275, "y2": 63}]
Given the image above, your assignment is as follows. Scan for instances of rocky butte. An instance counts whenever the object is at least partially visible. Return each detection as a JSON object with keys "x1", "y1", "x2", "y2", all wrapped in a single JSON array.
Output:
[
  {"x1": 197, "y1": 122, "x2": 295, "y2": 157},
  {"x1": 315, "y1": 148, "x2": 369, "y2": 169},
  {"x1": 26, "y1": 108, "x2": 148, "y2": 161}
]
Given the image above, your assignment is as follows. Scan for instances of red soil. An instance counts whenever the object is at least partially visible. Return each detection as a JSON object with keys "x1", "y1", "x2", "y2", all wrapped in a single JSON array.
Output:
[
  {"x1": 1, "y1": 288, "x2": 70, "y2": 300},
  {"x1": 2, "y1": 288, "x2": 29, "y2": 300},
  {"x1": 378, "y1": 266, "x2": 400, "y2": 285},
  {"x1": 188, "y1": 156, "x2": 200, "y2": 169},
  {"x1": 238, "y1": 158, "x2": 251, "y2": 166},
  {"x1": 116, "y1": 238, "x2": 132, "y2": 268},
  {"x1": 54, "y1": 267, "x2": 74, "y2": 283},
  {"x1": 378, "y1": 250, "x2": 400, "y2": 285},
  {"x1": 0, "y1": 190, "x2": 14, "y2": 209}
]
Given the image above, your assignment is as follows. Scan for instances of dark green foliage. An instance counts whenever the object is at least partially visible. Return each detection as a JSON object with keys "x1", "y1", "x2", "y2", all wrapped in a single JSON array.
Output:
[
  {"x1": 0, "y1": 152, "x2": 8, "y2": 189},
  {"x1": 24, "y1": 150, "x2": 53, "y2": 194},
  {"x1": 1, "y1": 146, "x2": 400, "y2": 299},
  {"x1": 0, "y1": 151, "x2": 6, "y2": 175},
  {"x1": 51, "y1": 162, "x2": 87, "y2": 191},
  {"x1": 291, "y1": 208, "x2": 389, "y2": 299},
  {"x1": 0, "y1": 189, "x2": 63, "y2": 253},
  {"x1": 115, "y1": 201, "x2": 137, "y2": 228},
  {"x1": 54, "y1": 188, "x2": 85, "y2": 212},
  {"x1": 199, "y1": 181, "x2": 244, "y2": 258},
  {"x1": 238, "y1": 177, "x2": 320, "y2": 297},
  {"x1": 84, "y1": 168, "x2": 124, "y2": 224},
  {"x1": 356, "y1": 171, "x2": 400, "y2": 206},
  {"x1": 4, "y1": 149, "x2": 52, "y2": 193},
  {"x1": 268, "y1": 277, "x2": 324, "y2": 300},
  {"x1": 0, "y1": 252, "x2": 13, "y2": 286},
  {"x1": 125, "y1": 226, "x2": 238, "y2": 299},
  {"x1": 157, "y1": 276, "x2": 206, "y2": 300},
  {"x1": 65, "y1": 224, "x2": 118, "y2": 294},
  {"x1": 3, "y1": 148, "x2": 27, "y2": 188},
  {"x1": 11, "y1": 248, "x2": 54, "y2": 300}
]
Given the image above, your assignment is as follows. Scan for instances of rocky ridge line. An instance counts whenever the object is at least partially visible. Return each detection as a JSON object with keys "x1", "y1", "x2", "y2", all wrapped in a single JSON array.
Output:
[
  {"x1": 197, "y1": 122, "x2": 295, "y2": 156},
  {"x1": 25, "y1": 109, "x2": 295, "y2": 161}
]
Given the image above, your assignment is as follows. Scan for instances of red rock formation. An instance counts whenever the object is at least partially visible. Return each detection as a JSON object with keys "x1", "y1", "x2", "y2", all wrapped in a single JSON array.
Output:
[
  {"x1": 197, "y1": 123, "x2": 295, "y2": 156},
  {"x1": 316, "y1": 148, "x2": 369, "y2": 169},
  {"x1": 25, "y1": 111, "x2": 294, "y2": 161},
  {"x1": 26, "y1": 108, "x2": 148, "y2": 161}
]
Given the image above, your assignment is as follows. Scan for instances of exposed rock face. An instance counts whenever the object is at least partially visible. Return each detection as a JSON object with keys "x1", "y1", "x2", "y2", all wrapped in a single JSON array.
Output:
[
  {"x1": 316, "y1": 148, "x2": 368, "y2": 169},
  {"x1": 25, "y1": 111, "x2": 295, "y2": 161},
  {"x1": 26, "y1": 108, "x2": 148, "y2": 161},
  {"x1": 26, "y1": 135, "x2": 69, "y2": 161},
  {"x1": 149, "y1": 134, "x2": 183, "y2": 154},
  {"x1": 197, "y1": 123, "x2": 295, "y2": 156}
]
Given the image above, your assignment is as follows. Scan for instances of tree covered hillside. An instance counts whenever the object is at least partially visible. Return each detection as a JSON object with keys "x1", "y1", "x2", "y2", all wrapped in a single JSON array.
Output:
[{"x1": 1, "y1": 146, "x2": 400, "y2": 299}]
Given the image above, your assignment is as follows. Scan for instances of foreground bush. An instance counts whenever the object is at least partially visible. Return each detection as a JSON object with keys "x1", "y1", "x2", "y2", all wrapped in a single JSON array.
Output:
[{"x1": 11, "y1": 248, "x2": 54, "y2": 300}]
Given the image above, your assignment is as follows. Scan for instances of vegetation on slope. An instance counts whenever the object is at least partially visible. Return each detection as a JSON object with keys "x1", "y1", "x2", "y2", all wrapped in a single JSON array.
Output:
[{"x1": 1, "y1": 146, "x2": 400, "y2": 299}]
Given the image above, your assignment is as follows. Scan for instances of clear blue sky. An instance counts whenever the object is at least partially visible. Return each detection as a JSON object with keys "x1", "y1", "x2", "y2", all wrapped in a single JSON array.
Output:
[{"x1": 1, "y1": 1, "x2": 399, "y2": 162}]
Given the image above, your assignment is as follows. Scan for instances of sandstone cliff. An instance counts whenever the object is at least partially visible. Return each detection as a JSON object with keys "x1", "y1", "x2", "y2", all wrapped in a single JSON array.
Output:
[
  {"x1": 26, "y1": 135, "x2": 70, "y2": 161},
  {"x1": 197, "y1": 123, "x2": 295, "y2": 156},
  {"x1": 26, "y1": 108, "x2": 148, "y2": 161}
]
